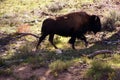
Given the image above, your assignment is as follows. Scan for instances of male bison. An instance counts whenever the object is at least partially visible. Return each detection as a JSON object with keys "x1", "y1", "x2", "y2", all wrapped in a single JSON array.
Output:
[{"x1": 36, "y1": 11, "x2": 101, "y2": 50}]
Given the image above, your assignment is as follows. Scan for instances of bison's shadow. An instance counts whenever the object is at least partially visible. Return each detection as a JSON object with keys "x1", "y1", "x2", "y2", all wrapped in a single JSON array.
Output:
[
  {"x1": 56, "y1": 30, "x2": 120, "y2": 60},
  {"x1": 77, "y1": 30, "x2": 120, "y2": 55},
  {"x1": 32, "y1": 30, "x2": 120, "y2": 61},
  {"x1": 0, "y1": 31, "x2": 119, "y2": 69}
]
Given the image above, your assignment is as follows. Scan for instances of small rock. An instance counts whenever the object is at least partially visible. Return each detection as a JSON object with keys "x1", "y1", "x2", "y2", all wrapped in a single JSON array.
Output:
[
  {"x1": 107, "y1": 41, "x2": 112, "y2": 44},
  {"x1": 55, "y1": 49, "x2": 62, "y2": 54}
]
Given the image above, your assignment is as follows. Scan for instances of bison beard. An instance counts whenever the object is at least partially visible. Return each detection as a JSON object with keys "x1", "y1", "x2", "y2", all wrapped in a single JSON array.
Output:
[{"x1": 36, "y1": 11, "x2": 101, "y2": 50}]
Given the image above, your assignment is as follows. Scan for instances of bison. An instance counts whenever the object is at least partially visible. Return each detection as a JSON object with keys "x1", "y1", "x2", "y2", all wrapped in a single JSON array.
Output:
[{"x1": 36, "y1": 11, "x2": 101, "y2": 50}]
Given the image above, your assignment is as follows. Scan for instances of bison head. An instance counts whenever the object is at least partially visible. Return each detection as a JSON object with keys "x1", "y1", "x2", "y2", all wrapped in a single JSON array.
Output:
[{"x1": 90, "y1": 15, "x2": 102, "y2": 34}]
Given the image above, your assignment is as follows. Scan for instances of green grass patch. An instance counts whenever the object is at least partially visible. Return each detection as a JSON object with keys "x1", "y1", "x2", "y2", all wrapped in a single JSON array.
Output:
[
  {"x1": 25, "y1": 56, "x2": 46, "y2": 67},
  {"x1": 111, "y1": 54, "x2": 120, "y2": 64},
  {"x1": 86, "y1": 60, "x2": 115, "y2": 80},
  {"x1": 49, "y1": 60, "x2": 73, "y2": 76},
  {"x1": 0, "y1": 68, "x2": 13, "y2": 76}
]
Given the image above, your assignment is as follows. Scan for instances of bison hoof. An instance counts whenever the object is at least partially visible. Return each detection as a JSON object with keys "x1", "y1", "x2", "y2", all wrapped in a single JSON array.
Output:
[
  {"x1": 85, "y1": 43, "x2": 88, "y2": 47},
  {"x1": 55, "y1": 49, "x2": 62, "y2": 54}
]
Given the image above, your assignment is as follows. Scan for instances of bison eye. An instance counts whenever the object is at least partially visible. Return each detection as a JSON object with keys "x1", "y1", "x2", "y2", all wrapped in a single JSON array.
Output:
[
  {"x1": 91, "y1": 15, "x2": 100, "y2": 22},
  {"x1": 95, "y1": 16, "x2": 98, "y2": 21}
]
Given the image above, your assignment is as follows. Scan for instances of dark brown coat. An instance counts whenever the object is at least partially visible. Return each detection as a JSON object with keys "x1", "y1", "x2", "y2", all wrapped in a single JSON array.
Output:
[{"x1": 36, "y1": 11, "x2": 101, "y2": 49}]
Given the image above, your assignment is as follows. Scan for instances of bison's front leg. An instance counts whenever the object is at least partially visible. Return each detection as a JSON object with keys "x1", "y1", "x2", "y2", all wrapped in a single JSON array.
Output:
[
  {"x1": 68, "y1": 37, "x2": 76, "y2": 49},
  {"x1": 49, "y1": 34, "x2": 58, "y2": 49},
  {"x1": 79, "y1": 35, "x2": 88, "y2": 47},
  {"x1": 36, "y1": 33, "x2": 48, "y2": 50}
]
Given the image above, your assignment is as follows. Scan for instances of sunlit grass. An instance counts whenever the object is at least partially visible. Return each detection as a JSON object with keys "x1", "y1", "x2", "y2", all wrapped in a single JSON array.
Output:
[
  {"x1": 109, "y1": 54, "x2": 120, "y2": 68},
  {"x1": 49, "y1": 59, "x2": 73, "y2": 76},
  {"x1": 86, "y1": 60, "x2": 115, "y2": 80},
  {"x1": 0, "y1": 26, "x2": 17, "y2": 34},
  {"x1": 0, "y1": 0, "x2": 53, "y2": 15},
  {"x1": 0, "y1": 0, "x2": 95, "y2": 17}
]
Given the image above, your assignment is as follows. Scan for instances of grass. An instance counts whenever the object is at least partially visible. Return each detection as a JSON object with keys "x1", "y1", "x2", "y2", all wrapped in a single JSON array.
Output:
[
  {"x1": 102, "y1": 11, "x2": 120, "y2": 31},
  {"x1": 0, "y1": 68, "x2": 13, "y2": 76},
  {"x1": 86, "y1": 60, "x2": 115, "y2": 80},
  {"x1": 49, "y1": 60, "x2": 73, "y2": 76},
  {"x1": 85, "y1": 53, "x2": 120, "y2": 80},
  {"x1": 0, "y1": 0, "x2": 52, "y2": 15},
  {"x1": 25, "y1": 56, "x2": 46, "y2": 67},
  {"x1": 0, "y1": 26, "x2": 16, "y2": 34},
  {"x1": 0, "y1": 26, "x2": 119, "y2": 79},
  {"x1": 111, "y1": 54, "x2": 120, "y2": 63},
  {"x1": 0, "y1": 39, "x2": 120, "y2": 79}
]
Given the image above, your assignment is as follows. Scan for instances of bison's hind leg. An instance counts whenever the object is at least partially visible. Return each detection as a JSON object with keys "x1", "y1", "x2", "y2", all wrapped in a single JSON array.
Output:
[
  {"x1": 68, "y1": 37, "x2": 76, "y2": 49},
  {"x1": 36, "y1": 33, "x2": 48, "y2": 50},
  {"x1": 79, "y1": 35, "x2": 88, "y2": 47},
  {"x1": 49, "y1": 34, "x2": 58, "y2": 49}
]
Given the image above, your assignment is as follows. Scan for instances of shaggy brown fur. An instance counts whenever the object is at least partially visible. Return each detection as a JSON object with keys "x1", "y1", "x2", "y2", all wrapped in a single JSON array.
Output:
[{"x1": 36, "y1": 11, "x2": 101, "y2": 49}]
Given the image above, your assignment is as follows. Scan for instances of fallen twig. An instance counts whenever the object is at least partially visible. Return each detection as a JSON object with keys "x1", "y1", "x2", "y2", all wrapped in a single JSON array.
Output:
[
  {"x1": 88, "y1": 50, "x2": 113, "y2": 59},
  {"x1": 16, "y1": 33, "x2": 39, "y2": 38}
]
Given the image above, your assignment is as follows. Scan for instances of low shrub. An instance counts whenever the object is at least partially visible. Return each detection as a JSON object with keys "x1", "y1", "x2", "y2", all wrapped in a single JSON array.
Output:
[
  {"x1": 49, "y1": 60, "x2": 73, "y2": 76},
  {"x1": 86, "y1": 60, "x2": 115, "y2": 80},
  {"x1": 102, "y1": 11, "x2": 120, "y2": 32},
  {"x1": 0, "y1": 68, "x2": 12, "y2": 76}
]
